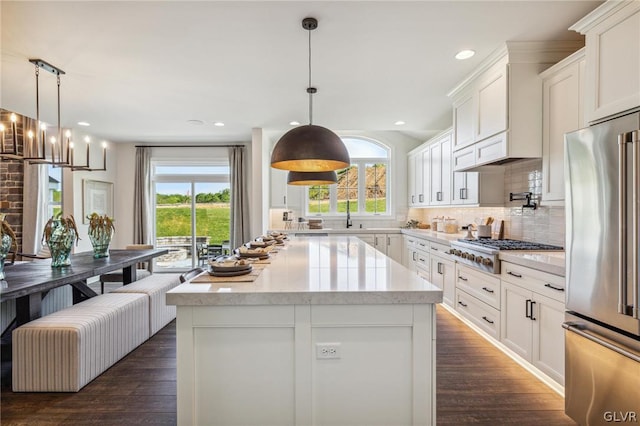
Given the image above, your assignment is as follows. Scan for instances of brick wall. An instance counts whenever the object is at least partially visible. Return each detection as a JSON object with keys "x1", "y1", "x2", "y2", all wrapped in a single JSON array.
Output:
[{"x1": 1, "y1": 109, "x2": 27, "y2": 253}]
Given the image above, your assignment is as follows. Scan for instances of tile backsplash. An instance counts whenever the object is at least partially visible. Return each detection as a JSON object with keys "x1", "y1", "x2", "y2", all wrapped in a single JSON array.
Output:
[{"x1": 409, "y1": 159, "x2": 566, "y2": 247}]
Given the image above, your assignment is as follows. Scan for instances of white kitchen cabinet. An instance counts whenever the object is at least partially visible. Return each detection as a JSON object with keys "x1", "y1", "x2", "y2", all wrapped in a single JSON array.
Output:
[
  {"x1": 428, "y1": 130, "x2": 452, "y2": 206},
  {"x1": 454, "y1": 264, "x2": 501, "y2": 340},
  {"x1": 448, "y1": 42, "x2": 581, "y2": 171},
  {"x1": 452, "y1": 90, "x2": 475, "y2": 151},
  {"x1": 360, "y1": 233, "x2": 403, "y2": 264},
  {"x1": 451, "y1": 168, "x2": 505, "y2": 206},
  {"x1": 540, "y1": 48, "x2": 585, "y2": 204},
  {"x1": 270, "y1": 168, "x2": 303, "y2": 209},
  {"x1": 403, "y1": 235, "x2": 430, "y2": 276},
  {"x1": 570, "y1": 0, "x2": 640, "y2": 123},
  {"x1": 407, "y1": 148, "x2": 428, "y2": 207},
  {"x1": 500, "y1": 262, "x2": 566, "y2": 385},
  {"x1": 475, "y1": 56, "x2": 508, "y2": 141},
  {"x1": 429, "y1": 242, "x2": 454, "y2": 307}
]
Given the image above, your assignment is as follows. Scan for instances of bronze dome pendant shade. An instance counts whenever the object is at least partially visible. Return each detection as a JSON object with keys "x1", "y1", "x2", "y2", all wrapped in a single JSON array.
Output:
[
  {"x1": 270, "y1": 17, "x2": 350, "y2": 173},
  {"x1": 287, "y1": 170, "x2": 338, "y2": 186}
]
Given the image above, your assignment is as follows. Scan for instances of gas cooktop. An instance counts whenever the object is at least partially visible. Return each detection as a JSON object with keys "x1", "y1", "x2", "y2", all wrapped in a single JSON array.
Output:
[{"x1": 457, "y1": 238, "x2": 563, "y2": 251}]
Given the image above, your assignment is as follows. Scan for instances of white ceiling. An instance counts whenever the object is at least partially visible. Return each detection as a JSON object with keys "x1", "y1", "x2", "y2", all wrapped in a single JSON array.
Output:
[{"x1": 1, "y1": 1, "x2": 602, "y2": 145}]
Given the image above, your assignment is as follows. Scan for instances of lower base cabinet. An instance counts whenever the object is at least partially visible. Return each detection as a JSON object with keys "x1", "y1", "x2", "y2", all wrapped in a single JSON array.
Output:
[
  {"x1": 500, "y1": 262, "x2": 565, "y2": 385},
  {"x1": 176, "y1": 304, "x2": 437, "y2": 425},
  {"x1": 360, "y1": 233, "x2": 403, "y2": 264},
  {"x1": 430, "y1": 243, "x2": 455, "y2": 307}
]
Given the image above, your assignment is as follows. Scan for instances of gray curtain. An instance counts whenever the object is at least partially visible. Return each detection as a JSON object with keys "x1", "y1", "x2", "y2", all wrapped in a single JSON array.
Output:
[
  {"x1": 133, "y1": 147, "x2": 152, "y2": 245},
  {"x1": 21, "y1": 162, "x2": 48, "y2": 255},
  {"x1": 229, "y1": 146, "x2": 250, "y2": 249}
]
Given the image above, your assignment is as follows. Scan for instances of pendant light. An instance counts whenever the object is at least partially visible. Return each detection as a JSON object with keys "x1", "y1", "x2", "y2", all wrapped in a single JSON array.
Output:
[
  {"x1": 287, "y1": 170, "x2": 337, "y2": 186},
  {"x1": 270, "y1": 17, "x2": 350, "y2": 172}
]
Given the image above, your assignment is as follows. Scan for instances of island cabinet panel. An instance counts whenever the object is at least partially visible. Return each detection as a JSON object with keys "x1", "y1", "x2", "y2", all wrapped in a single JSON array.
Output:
[{"x1": 176, "y1": 303, "x2": 436, "y2": 425}]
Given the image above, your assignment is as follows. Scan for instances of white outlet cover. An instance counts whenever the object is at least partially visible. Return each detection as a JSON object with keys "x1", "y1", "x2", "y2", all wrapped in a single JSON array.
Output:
[{"x1": 315, "y1": 343, "x2": 341, "y2": 359}]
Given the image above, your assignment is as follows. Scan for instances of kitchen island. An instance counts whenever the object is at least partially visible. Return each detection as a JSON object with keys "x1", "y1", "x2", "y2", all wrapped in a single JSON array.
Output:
[{"x1": 167, "y1": 236, "x2": 442, "y2": 426}]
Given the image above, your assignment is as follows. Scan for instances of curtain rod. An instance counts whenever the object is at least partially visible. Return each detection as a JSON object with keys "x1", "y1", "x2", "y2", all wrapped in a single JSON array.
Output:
[{"x1": 134, "y1": 144, "x2": 245, "y2": 148}]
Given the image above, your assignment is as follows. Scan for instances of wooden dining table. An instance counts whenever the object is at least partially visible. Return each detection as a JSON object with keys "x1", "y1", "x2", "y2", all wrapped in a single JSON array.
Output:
[{"x1": 0, "y1": 248, "x2": 168, "y2": 329}]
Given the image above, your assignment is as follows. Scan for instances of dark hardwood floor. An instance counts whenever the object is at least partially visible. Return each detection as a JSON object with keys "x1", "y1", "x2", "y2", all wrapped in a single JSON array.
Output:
[{"x1": 1, "y1": 305, "x2": 575, "y2": 425}]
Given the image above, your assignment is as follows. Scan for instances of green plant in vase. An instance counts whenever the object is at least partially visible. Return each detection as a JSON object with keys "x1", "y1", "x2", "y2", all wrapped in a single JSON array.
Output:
[
  {"x1": 0, "y1": 214, "x2": 18, "y2": 280},
  {"x1": 43, "y1": 213, "x2": 80, "y2": 267},
  {"x1": 86, "y1": 212, "x2": 115, "y2": 258}
]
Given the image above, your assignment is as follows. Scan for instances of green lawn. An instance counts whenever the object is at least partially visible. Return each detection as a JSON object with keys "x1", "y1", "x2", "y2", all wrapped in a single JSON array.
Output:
[
  {"x1": 156, "y1": 204, "x2": 230, "y2": 243},
  {"x1": 308, "y1": 199, "x2": 387, "y2": 214}
]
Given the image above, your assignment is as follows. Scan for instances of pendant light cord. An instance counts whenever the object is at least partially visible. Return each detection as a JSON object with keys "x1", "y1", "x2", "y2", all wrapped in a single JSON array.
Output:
[{"x1": 307, "y1": 26, "x2": 313, "y2": 125}]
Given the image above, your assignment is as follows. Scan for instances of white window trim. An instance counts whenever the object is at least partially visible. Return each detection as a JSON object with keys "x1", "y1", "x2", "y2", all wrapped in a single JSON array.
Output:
[{"x1": 304, "y1": 139, "x2": 392, "y2": 218}]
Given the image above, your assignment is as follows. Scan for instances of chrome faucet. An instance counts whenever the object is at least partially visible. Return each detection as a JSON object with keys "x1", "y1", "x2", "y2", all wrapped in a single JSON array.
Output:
[{"x1": 346, "y1": 200, "x2": 353, "y2": 228}]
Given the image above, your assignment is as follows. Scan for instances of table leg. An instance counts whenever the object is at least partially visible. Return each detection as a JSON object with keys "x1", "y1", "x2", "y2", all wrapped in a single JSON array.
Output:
[
  {"x1": 15, "y1": 293, "x2": 42, "y2": 326},
  {"x1": 71, "y1": 280, "x2": 97, "y2": 304},
  {"x1": 122, "y1": 265, "x2": 135, "y2": 284}
]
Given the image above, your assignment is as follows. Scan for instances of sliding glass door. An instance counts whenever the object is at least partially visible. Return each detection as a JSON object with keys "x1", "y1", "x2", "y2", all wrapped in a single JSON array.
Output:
[{"x1": 153, "y1": 163, "x2": 230, "y2": 271}]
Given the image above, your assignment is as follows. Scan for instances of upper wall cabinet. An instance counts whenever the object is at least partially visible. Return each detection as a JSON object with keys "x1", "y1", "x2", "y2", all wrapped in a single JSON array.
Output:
[
  {"x1": 428, "y1": 131, "x2": 452, "y2": 206},
  {"x1": 270, "y1": 168, "x2": 302, "y2": 210},
  {"x1": 540, "y1": 48, "x2": 586, "y2": 205},
  {"x1": 448, "y1": 42, "x2": 583, "y2": 172},
  {"x1": 570, "y1": 0, "x2": 640, "y2": 123}
]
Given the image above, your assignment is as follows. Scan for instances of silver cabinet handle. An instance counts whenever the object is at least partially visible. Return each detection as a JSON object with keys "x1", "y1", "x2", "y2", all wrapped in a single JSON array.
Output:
[
  {"x1": 412, "y1": 195, "x2": 415, "y2": 203},
  {"x1": 633, "y1": 130, "x2": 639, "y2": 319},
  {"x1": 563, "y1": 322, "x2": 640, "y2": 363},
  {"x1": 419, "y1": 194, "x2": 424, "y2": 203},
  {"x1": 387, "y1": 236, "x2": 391, "y2": 246},
  {"x1": 437, "y1": 262, "x2": 444, "y2": 275}
]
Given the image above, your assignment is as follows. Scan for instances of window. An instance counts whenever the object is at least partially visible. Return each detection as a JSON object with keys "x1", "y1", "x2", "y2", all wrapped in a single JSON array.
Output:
[
  {"x1": 47, "y1": 165, "x2": 62, "y2": 218},
  {"x1": 306, "y1": 137, "x2": 389, "y2": 216},
  {"x1": 152, "y1": 161, "x2": 230, "y2": 271}
]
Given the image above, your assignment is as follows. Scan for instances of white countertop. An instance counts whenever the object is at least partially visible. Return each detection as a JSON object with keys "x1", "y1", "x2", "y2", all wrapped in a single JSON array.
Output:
[
  {"x1": 167, "y1": 236, "x2": 443, "y2": 306},
  {"x1": 400, "y1": 228, "x2": 466, "y2": 244},
  {"x1": 272, "y1": 227, "x2": 403, "y2": 235},
  {"x1": 499, "y1": 251, "x2": 565, "y2": 276}
]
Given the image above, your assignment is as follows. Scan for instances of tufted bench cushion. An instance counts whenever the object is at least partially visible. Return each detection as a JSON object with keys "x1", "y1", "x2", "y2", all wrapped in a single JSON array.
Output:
[
  {"x1": 12, "y1": 293, "x2": 149, "y2": 392},
  {"x1": 111, "y1": 273, "x2": 181, "y2": 335}
]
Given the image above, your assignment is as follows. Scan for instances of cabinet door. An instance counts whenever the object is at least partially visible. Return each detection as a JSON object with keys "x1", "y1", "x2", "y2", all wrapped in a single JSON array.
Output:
[
  {"x1": 476, "y1": 61, "x2": 508, "y2": 141},
  {"x1": 531, "y1": 293, "x2": 565, "y2": 385},
  {"x1": 407, "y1": 153, "x2": 417, "y2": 206},
  {"x1": 429, "y1": 135, "x2": 452, "y2": 206},
  {"x1": 271, "y1": 168, "x2": 289, "y2": 208},
  {"x1": 419, "y1": 149, "x2": 429, "y2": 206},
  {"x1": 431, "y1": 255, "x2": 455, "y2": 307},
  {"x1": 500, "y1": 282, "x2": 533, "y2": 361},
  {"x1": 453, "y1": 93, "x2": 475, "y2": 149},
  {"x1": 373, "y1": 234, "x2": 387, "y2": 255},
  {"x1": 385, "y1": 234, "x2": 403, "y2": 264},
  {"x1": 542, "y1": 57, "x2": 583, "y2": 203},
  {"x1": 583, "y1": 1, "x2": 640, "y2": 122}
]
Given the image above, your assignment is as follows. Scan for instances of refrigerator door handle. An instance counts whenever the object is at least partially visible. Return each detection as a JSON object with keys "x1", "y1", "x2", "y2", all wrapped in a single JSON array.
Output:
[
  {"x1": 632, "y1": 130, "x2": 639, "y2": 319},
  {"x1": 620, "y1": 130, "x2": 640, "y2": 319},
  {"x1": 563, "y1": 322, "x2": 640, "y2": 363},
  {"x1": 618, "y1": 133, "x2": 628, "y2": 315}
]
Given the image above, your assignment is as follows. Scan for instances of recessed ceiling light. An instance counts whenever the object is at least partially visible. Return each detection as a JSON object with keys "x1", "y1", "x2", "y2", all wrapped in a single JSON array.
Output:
[
  {"x1": 289, "y1": 121, "x2": 300, "y2": 126},
  {"x1": 394, "y1": 120, "x2": 406, "y2": 126},
  {"x1": 455, "y1": 50, "x2": 475, "y2": 60},
  {"x1": 77, "y1": 121, "x2": 90, "y2": 127},
  {"x1": 213, "y1": 122, "x2": 225, "y2": 127},
  {"x1": 187, "y1": 119, "x2": 204, "y2": 125}
]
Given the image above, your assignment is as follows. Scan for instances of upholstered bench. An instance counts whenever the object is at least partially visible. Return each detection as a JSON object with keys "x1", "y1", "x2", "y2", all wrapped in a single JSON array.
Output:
[
  {"x1": 111, "y1": 273, "x2": 181, "y2": 335},
  {"x1": 12, "y1": 293, "x2": 149, "y2": 392}
]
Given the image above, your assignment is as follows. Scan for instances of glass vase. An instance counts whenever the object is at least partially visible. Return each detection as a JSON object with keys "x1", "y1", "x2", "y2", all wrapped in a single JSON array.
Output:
[
  {"x1": 0, "y1": 233, "x2": 11, "y2": 280},
  {"x1": 46, "y1": 220, "x2": 76, "y2": 267},
  {"x1": 88, "y1": 229, "x2": 112, "y2": 259}
]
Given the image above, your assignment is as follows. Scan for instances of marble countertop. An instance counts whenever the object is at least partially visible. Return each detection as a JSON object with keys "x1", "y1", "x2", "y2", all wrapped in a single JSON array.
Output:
[
  {"x1": 271, "y1": 228, "x2": 403, "y2": 235},
  {"x1": 499, "y1": 251, "x2": 565, "y2": 276},
  {"x1": 167, "y1": 236, "x2": 443, "y2": 306},
  {"x1": 400, "y1": 229, "x2": 466, "y2": 244}
]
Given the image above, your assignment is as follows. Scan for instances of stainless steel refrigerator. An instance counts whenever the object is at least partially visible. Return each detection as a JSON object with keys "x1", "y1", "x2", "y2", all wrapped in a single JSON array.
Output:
[{"x1": 564, "y1": 110, "x2": 640, "y2": 425}]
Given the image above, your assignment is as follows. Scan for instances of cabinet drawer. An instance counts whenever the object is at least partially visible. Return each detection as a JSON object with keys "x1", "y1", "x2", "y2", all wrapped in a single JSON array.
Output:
[
  {"x1": 429, "y1": 242, "x2": 452, "y2": 260},
  {"x1": 455, "y1": 264, "x2": 501, "y2": 309},
  {"x1": 452, "y1": 145, "x2": 476, "y2": 171},
  {"x1": 414, "y1": 238, "x2": 430, "y2": 253},
  {"x1": 501, "y1": 261, "x2": 565, "y2": 303},
  {"x1": 475, "y1": 131, "x2": 507, "y2": 166},
  {"x1": 415, "y1": 250, "x2": 430, "y2": 270},
  {"x1": 455, "y1": 289, "x2": 501, "y2": 340}
]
